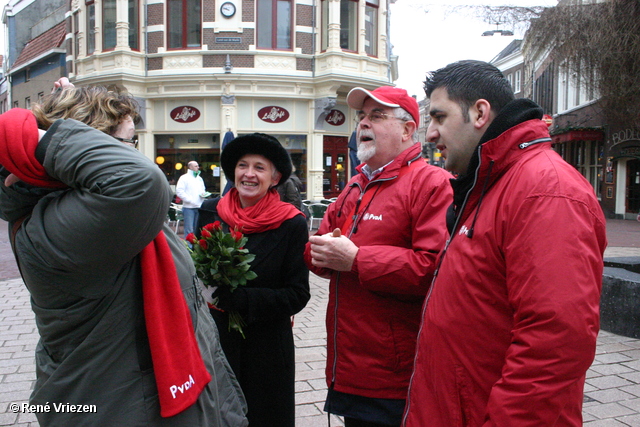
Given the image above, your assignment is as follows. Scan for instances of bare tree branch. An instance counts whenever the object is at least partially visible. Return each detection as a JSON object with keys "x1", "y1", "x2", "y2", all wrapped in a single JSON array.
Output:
[{"x1": 524, "y1": 0, "x2": 640, "y2": 128}]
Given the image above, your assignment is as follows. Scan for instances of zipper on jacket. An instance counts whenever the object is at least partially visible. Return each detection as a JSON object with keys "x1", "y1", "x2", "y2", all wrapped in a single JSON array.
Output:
[
  {"x1": 518, "y1": 136, "x2": 551, "y2": 149},
  {"x1": 330, "y1": 175, "x2": 394, "y2": 385},
  {"x1": 330, "y1": 271, "x2": 341, "y2": 384},
  {"x1": 466, "y1": 160, "x2": 494, "y2": 239},
  {"x1": 402, "y1": 145, "x2": 483, "y2": 425}
]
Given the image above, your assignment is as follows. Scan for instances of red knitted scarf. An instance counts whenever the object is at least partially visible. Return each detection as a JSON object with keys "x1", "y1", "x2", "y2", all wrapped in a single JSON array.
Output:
[
  {"x1": 217, "y1": 187, "x2": 302, "y2": 234},
  {"x1": 0, "y1": 109, "x2": 66, "y2": 188}
]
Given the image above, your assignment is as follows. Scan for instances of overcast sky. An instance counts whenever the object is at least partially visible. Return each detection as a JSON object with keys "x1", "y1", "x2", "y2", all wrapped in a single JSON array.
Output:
[{"x1": 389, "y1": 0, "x2": 559, "y2": 98}]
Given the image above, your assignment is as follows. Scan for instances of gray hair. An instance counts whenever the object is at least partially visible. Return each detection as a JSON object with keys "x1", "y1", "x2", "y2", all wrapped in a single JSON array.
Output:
[{"x1": 393, "y1": 107, "x2": 416, "y2": 141}]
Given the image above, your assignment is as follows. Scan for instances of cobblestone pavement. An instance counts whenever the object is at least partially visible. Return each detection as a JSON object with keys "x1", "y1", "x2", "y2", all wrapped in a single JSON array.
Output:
[{"x1": 1, "y1": 219, "x2": 640, "y2": 426}]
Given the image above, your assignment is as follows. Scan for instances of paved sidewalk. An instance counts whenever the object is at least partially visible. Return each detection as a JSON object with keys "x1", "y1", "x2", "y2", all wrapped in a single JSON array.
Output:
[{"x1": 1, "y1": 220, "x2": 640, "y2": 425}]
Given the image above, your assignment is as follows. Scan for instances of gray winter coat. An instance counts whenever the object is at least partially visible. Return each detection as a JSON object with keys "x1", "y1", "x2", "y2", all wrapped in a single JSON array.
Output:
[{"x1": 0, "y1": 119, "x2": 248, "y2": 426}]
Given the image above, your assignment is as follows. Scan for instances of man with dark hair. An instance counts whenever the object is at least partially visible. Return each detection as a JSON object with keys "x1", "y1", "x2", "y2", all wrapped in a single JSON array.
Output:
[{"x1": 402, "y1": 60, "x2": 607, "y2": 426}]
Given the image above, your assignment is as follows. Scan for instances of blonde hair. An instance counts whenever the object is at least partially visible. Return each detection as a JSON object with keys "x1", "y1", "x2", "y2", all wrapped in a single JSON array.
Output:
[{"x1": 32, "y1": 86, "x2": 140, "y2": 136}]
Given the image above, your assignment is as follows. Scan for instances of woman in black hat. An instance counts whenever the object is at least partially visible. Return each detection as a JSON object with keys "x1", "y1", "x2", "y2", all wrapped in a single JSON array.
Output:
[{"x1": 197, "y1": 133, "x2": 310, "y2": 427}]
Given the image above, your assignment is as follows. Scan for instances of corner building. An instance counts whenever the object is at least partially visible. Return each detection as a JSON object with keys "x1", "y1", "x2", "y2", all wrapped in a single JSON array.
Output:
[{"x1": 60, "y1": 0, "x2": 394, "y2": 199}]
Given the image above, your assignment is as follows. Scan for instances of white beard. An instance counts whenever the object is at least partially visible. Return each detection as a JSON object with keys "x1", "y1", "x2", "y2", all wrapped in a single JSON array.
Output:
[
  {"x1": 357, "y1": 143, "x2": 376, "y2": 163},
  {"x1": 357, "y1": 130, "x2": 377, "y2": 163}
]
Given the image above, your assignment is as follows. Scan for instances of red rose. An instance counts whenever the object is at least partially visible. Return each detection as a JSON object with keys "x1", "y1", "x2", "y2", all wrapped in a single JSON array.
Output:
[
  {"x1": 198, "y1": 239, "x2": 208, "y2": 249},
  {"x1": 186, "y1": 233, "x2": 197, "y2": 244},
  {"x1": 231, "y1": 230, "x2": 243, "y2": 242},
  {"x1": 201, "y1": 229, "x2": 212, "y2": 238},
  {"x1": 204, "y1": 221, "x2": 222, "y2": 232}
]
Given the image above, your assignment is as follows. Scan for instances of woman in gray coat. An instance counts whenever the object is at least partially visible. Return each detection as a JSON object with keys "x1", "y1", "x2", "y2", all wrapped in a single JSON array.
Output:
[{"x1": 0, "y1": 103, "x2": 247, "y2": 426}]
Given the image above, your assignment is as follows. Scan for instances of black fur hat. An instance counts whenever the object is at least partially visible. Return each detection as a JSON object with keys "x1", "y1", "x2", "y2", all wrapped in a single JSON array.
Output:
[{"x1": 221, "y1": 133, "x2": 292, "y2": 187}]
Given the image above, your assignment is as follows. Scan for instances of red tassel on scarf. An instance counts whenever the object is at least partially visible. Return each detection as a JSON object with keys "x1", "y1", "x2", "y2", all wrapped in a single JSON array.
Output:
[{"x1": 141, "y1": 231, "x2": 211, "y2": 417}]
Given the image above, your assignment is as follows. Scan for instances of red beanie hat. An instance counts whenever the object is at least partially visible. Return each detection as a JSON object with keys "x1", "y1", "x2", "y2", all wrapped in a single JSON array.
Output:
[{"x1": 0, "y1": 108, "x2": 65, "y2": 188}]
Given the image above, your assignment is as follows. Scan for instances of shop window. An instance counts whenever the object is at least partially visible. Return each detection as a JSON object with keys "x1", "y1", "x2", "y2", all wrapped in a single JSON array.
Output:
[
  {"x1": 86, "y1": 0, "x2": 96, "y2": 55},
  {"x1": 364, "y1": 0, "x2": 378, "y2": 56},
  {"x1": 168, "y1": 0, "x2": 202, "y2": 49},
  {"x1": 340, "y1": 0, "x2": 357, "y2": 52},
  {"x1": 257, "y1": 0, "x2": 292, "y2": 50},
  {"x1": 588, "y1": 140, "x2": 604, "y2": 198}
]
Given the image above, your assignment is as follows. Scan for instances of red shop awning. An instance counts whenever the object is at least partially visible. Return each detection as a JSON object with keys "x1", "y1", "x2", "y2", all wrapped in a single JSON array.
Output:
[{"x1": 552, "y1": 129, "x2": 604, "y2": 144}]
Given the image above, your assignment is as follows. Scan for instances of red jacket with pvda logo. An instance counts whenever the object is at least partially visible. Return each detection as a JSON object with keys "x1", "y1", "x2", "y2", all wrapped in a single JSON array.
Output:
[
  {"x1": 304, "y1": 143, "x2": 453, "y2": 400},
  {"x1": 403, "y1": 119, "x2": 607, "y2": 426}
]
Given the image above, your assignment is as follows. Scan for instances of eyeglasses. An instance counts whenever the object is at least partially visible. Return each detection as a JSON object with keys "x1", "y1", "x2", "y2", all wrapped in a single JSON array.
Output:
[
  {"x1": 355, "y1": 110, "x2": 405, "y2": 124},
  {"x1": 114, "y1": 136, "x2": 139, "y2": 148}
]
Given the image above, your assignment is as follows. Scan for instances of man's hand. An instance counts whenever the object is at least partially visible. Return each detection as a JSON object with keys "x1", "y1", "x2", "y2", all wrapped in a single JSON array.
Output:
[{"x1": 309, "y1": 229, "x2": 359, "y2": 272}]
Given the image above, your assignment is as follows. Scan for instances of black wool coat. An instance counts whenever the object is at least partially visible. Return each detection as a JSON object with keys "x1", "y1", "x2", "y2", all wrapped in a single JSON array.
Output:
[{"x1": 197, "y1": 198, "x2": 310, "y2": 427}]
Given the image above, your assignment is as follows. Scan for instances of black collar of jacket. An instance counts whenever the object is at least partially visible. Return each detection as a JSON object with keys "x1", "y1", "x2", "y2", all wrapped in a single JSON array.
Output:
[{"x1": 446, "y1": 99, "x2": 544, "y2": 233}]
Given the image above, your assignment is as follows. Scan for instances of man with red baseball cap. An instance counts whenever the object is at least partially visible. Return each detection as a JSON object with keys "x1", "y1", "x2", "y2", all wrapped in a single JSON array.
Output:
[{"x1": 305, "y1": 86, "x2": 453, "y2": 427}]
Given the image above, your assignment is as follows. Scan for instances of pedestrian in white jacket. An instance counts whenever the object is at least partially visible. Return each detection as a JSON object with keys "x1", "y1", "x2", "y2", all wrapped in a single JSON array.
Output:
[{"x1": 176, "y1": 161, "x2": 206, "y2": 238}]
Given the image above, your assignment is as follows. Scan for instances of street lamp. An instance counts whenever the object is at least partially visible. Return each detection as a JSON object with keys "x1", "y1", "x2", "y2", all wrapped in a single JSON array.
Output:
[{"x1": 482, "y1": 29, "x2": 514, "y2": 36}]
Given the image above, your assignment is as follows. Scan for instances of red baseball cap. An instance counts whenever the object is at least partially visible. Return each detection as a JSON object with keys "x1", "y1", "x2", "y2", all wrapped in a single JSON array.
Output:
[{"x1": 347, "y1": 86, "x2": 420, "y2": 126}]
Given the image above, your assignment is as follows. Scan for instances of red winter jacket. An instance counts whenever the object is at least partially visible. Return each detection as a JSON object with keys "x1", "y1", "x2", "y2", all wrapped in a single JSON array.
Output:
[
  {"x1": 403, "y1": 119, "x2": 607, "y2": 426},
  {"x1": 305, "y1": 143, "x2": 452, "y2": 400}
]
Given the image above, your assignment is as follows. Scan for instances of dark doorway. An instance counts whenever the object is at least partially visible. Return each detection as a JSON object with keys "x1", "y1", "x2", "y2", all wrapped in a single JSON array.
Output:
[{"x1": 323, "y1": 136, "x2": 349, "y2": 198}]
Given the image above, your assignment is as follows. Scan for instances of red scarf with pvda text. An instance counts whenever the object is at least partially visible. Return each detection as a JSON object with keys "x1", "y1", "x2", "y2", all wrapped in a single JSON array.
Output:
[
  {"x1": 141, "y1": 232, "x2": 211, "y2": 417},
  {"x1": 217, "y1": 188, "x2": 302, "y2": 234}
]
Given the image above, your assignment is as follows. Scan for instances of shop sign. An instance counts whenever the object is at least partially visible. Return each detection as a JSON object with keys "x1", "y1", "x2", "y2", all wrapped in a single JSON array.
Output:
[
  {"x1": 258, "y1": 106, "x2": 289, "y2": 123},
  {"x1": 325, "y1": 110, "x2": 346, "y2": 126},
  {"x1": 610, "y1": 128, "x2": 640, "y2": 148},
  {"x1": 171, "y1": 106, "x2": 201, "y2": 123},
  {"x1": 619, "y1": 146, "x2": 640, "y2": 157}
]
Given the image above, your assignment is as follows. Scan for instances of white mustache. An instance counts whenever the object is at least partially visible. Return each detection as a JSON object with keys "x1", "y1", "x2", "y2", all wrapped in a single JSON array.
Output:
[{"x1": 358, "y1": 129, "x2": 375, "y2": 142}]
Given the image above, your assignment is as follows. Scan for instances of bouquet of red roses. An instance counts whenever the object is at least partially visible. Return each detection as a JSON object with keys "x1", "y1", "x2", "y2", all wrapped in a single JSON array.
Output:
[{"x1": 187, "y1": 221, "x2": 257, "y2": 338}]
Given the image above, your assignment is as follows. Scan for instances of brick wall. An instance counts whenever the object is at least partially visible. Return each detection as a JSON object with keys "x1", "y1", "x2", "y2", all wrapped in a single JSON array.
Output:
[
  {"x1": 204, "y1": 54, "x2": 254, "y2": 68},
  {"x1": 297, "y1": 4, "x2": 312, "y2": 26},
  {"x1": 148, "y1": 57, "x2": 163, "y2": 70},
  {"x1": 147, "y1": 3, "x2": 164, "y2": 26},
  {"x1": 243, "y1": 0, "x2": 254, "y2": 22},
  {"x1": 297, "y1": 57, "x2": 312, "y2": 71},
  {"x1": 296, "y1": 32, "x2": 312, "y2": 55},
  {"x1": 203, "y1": 0, "x2": 216, "y2": 22},
  {"x1": 147, "y1": 32, "x2": 164, "y2": 54}
]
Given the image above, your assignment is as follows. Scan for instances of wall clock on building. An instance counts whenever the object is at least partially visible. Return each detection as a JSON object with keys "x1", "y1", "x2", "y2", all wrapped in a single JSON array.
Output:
[{"x1": 220, "y1": 2, "x2": 236, "y2": 18}]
